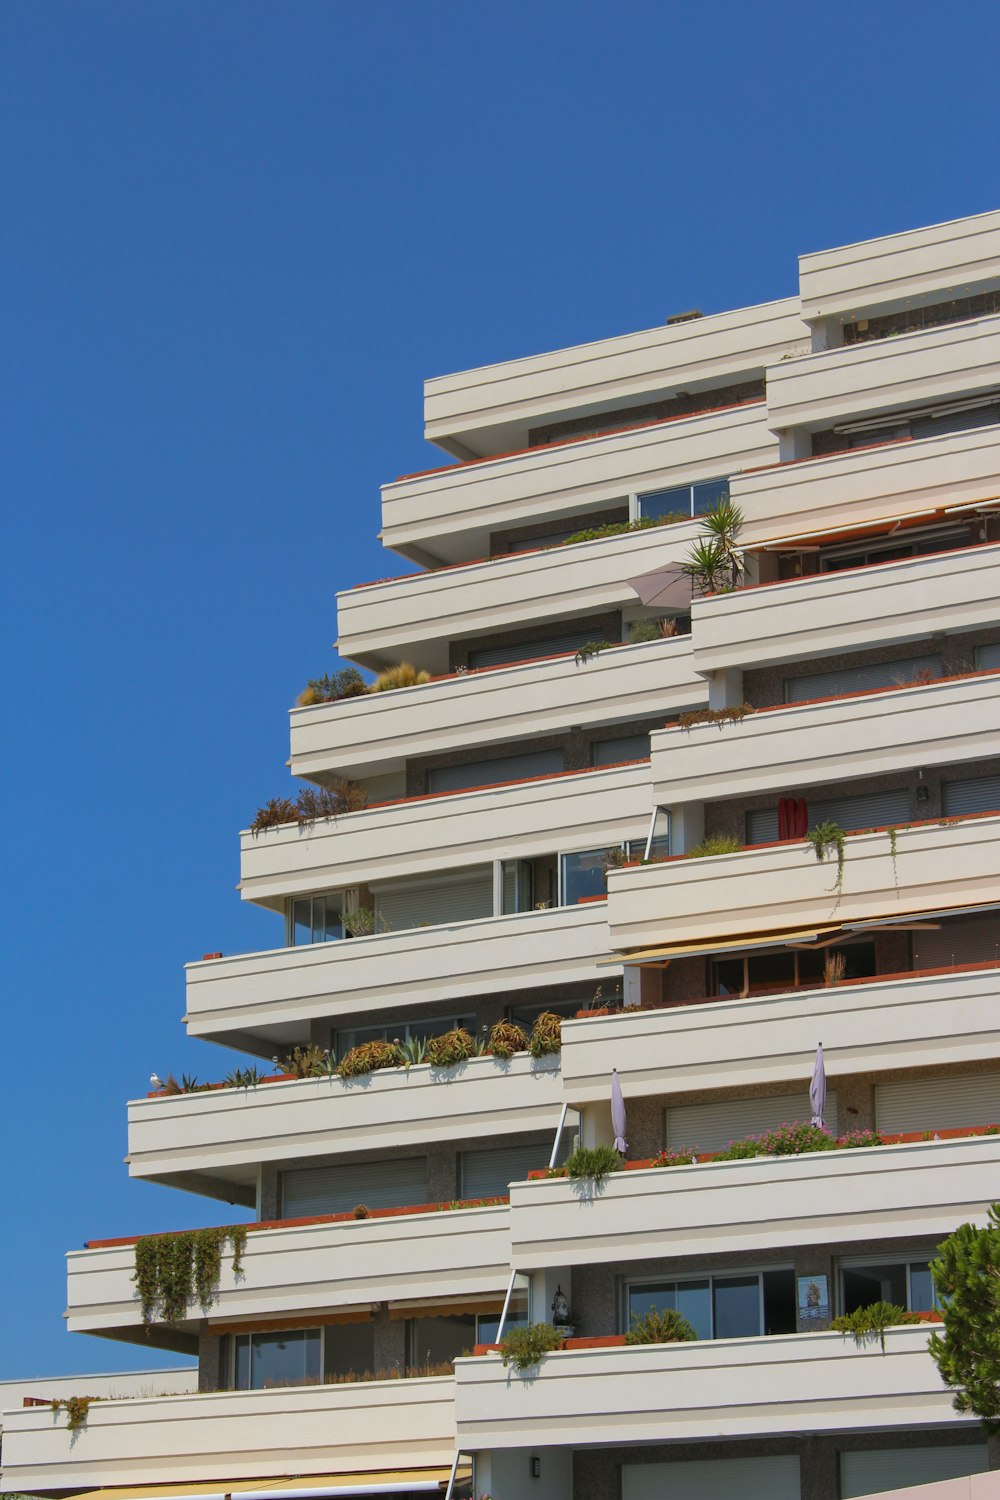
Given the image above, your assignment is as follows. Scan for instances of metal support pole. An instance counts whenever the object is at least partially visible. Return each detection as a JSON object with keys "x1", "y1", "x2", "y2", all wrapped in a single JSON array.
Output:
[
  {"x1": 443, "y1": 1449, "x2": 462, "y2": 1500},
  {"x1": 494, "y1": 1267, "x2": 517, "y2": 1343},
  {"x1": 548, "y1": 1102, "x2": 569, "y2": 1169}
]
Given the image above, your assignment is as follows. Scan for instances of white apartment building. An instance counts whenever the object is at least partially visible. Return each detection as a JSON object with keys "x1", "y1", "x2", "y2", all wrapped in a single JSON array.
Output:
[{"x1": 6, "y1": 208, "x2": 1000, "y2": 1500}]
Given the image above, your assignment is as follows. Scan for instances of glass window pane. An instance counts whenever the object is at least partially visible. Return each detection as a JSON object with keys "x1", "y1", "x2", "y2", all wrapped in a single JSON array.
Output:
[
  {"x1": 714, "y1": 958, "x2": 745, "y2": 997},
  {"x1": 692, "y1": 477, "x2": 730, "y2": 516},
  {"x1": 478, "y1": 1282, "x2": 530, "y2": 1344},
  {"x1": 324, "y1": 1320, "x2": 375, "y2": 1381},
  {"x1": 909, "y1": 1262, "x2": 939, "y2": 1312},
  {"x1": 234, "y1": 1334, "x2": 250, "y2": 1390},
  {"x1": 561, "y1": 848, "x2": 614, "y2": 905},
  {"x1": 745, "y1": 951, "x2": 795, "y2": 994},
  {"x1": 628, "y1": 1282, "x2": 677, "y2": 1326},
  {"x1": 292, "y1": 899, "x2": 312, "y2": 947},
  {"x1": 713, "y1": 1275, "x2": 761, "y2": 1339},
  {"x1": 639, "y1": 486, "x2": 691, "y2": 521},
  {"x1": 407, "y1": 1314, "x2": 476, "y2": 1370},
  {"x1": 317, "y1": 895, "x2": 344, "y2": 943},
  {"x1": 842, "y1": 1263, "x2": 907, "y2": 1316},
  {"x1": 249, "y1": 1328, "x2": 320, "y2": 1389},
  {"x1": 762, "y1": 1269, "x2": 797, "y2": 1335},
  {"x1": 675, "y1": 1280, "x2": 712, "y2": 1341}
]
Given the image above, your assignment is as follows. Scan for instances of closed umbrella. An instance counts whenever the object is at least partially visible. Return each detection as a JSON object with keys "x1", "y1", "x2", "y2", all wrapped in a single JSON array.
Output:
[
  {"x1": 809, "y1": 1044, "x2": 826, "y2": 1128},
  {"x1": 611, "y1": 1069, "x2": 628, "y2": 1154}
]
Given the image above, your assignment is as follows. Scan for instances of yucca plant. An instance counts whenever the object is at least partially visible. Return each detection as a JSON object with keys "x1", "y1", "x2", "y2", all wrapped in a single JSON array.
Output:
[
  {"x1": 399, "y1": 1035, "x2": 428, "y2": 1067},
  {"x1": 682, "y1": 499, "x2": 745, "y2": 595}
]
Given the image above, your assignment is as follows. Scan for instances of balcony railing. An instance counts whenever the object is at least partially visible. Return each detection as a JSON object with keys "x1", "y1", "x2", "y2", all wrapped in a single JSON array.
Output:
[{"x1": 454, "y1": 1325, "x2": 956, "y2": 1449}]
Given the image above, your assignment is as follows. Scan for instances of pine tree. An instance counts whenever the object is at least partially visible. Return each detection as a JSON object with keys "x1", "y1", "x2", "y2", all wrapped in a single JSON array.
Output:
[{"x1": 929, "y1": 1204, "x2": 1000, "y2": 1429}]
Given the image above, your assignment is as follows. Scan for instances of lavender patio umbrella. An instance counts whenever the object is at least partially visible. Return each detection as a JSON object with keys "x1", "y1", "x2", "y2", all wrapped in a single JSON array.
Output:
[
  {"x1": 611, "y1": 1068, "x2": 628, "y2": 1154},
  {"x1": 809, "y1": 1043, "x2": 827, "y2": 1128}
]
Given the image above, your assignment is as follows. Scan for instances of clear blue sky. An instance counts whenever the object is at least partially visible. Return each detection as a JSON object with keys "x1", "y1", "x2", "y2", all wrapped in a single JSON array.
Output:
[{"x1": 2, "y1": 0, "x2": 998, "y2": 1379}]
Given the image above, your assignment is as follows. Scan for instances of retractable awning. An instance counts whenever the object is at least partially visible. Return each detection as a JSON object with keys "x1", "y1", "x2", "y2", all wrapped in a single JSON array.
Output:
[
  {"x1": 741, "y1": 507, "x2": 944, "y2": 554},
  {"x1": 66, "y1": 1470, "x2": 470, "y2": 1500},
  {"x1": 603, "y1": 925, "x2": 843, "y2": 966}
]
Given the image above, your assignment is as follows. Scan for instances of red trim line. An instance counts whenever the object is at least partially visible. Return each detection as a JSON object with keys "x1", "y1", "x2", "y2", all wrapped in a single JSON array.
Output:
[{"x1": 721, "y1": 535, "x2": 993, "y2": 599}]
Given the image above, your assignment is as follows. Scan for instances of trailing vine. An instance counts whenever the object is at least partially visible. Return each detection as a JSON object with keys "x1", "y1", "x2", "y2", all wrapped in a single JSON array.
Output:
[
  {"x1": 807, "y1": 821, "x2": 846, "y2": 896},
  {"x1": 676, "y1": 704, "x2": 754, "y2": 730},
  {"x1": 887, "y1": 826, "x2": 900, "y2": 895},
  {"x1": 50, "y1": 1396, "x2": 94, "y2": 1432},
  {"x1": 133, "y1": 1225, "x2": 247, "y2": 1326}
]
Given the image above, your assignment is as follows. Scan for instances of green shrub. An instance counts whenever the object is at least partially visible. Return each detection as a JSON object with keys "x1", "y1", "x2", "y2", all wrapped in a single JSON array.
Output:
[
  {"x1": 498, "y1": 1321, "x2": 566, "y2": 1370},
  {"x1": 565, "y1": 1145, "x2": 622, "y2": 1183},
  {"x1": 627, "y1": 617, "x2": 662, "y2": 644},
  {"x1": 757, "y1": 1121, "x2": 835, "y2": 1156},
  {"x1": 488, "y1": 1020, "x2": 529, "y2": 1060},
  {"x1": 426, "y1": 1027, "x2": 476, "y2": 1067},
  {"x1": 831, "y1": 1300, "x2": 920, "y2": 1351},
  {"x1": 336, "y1": 1039, "x2": 404, "y2": 1079},
  {"x1": 836, "y1": 1128, "x2": 884, "y2": 1149},
  {"x1": 712, "y1": 1136, "x2": 767, "y2": 1161},
  {"x1": 557, "y1": 514, "x2": 687, "y2": 548},
  {"x1": 684, "y1": 834, "x2": 743, "y2": 858},
  {"x1": 297, "y1": 668, "x2": 368, "y2": 706},
  {"x1": 625, "y1": 1306, "x2": 697, "y2": 1344},
  {"x1": 528, "y1": 1011, "x2": 563, "y2": 1058}
]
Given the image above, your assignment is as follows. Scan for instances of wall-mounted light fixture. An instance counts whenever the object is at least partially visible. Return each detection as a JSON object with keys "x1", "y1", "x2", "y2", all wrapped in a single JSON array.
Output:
[{"x1": 531, "y1": 1455, "x2": 541, "y2": 1478}]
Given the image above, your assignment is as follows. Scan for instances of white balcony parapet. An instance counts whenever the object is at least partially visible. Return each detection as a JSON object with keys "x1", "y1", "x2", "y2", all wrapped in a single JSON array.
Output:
[
  {"x1": 560, "y1": 965, "x2": 1000, "y2": 1104},
  {"x1": 732, "y1": 424, "x2": 1000, "y2": 548},
  {"x1": 290, "y1": 637, "x2": 703, "y2": 782},
  {"x1": 607, "y1": 814, "x2": 1000, "y2": 952},
  {"x1": 339, "y1": 514, "x2": 706, "y2": 670},
  {"x1": 185, "y1": 904, "x2": 612, "y2": 1049},
  {"x1": 372, "y1": 402, "x2": 772, "y2": 583},
  {"x1": 127, "y1": 1054, "x2": 562, "y2": 1187},
  {"x1": 454, "y1": 1326, "x2": 958, "y2": 1449},
  {"x1": 67, "y1": 1204, "x2": 511, "y2": 1340},
  {"x1": 240, "y1": 760, "x2": 652, "y2": 908},
  {"x1": 799, "y1": 210, "x2": 1000, "y2": 325},
  {"x1": 766, "y1": 314, "x2": 1000, "y2": 435},
  {"x1": 422, "y1": 298, "x2": 806, "y2": 462},
  {"x1": 652, "y1": 672, "x2": 1000, "y2": 805},
  {"x1": 692, "y1": 540, "x2": 1000, "y2": 675},
  {"x1": 0, "y1": 1377, "x2": 456, "y2": 1492},
  {"x1": 508, "y1": 1135, "x2": 1000, "y2": 1270}
]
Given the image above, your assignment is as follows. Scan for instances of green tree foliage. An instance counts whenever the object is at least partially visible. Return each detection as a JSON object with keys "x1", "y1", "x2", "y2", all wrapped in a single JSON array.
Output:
[{"x1": 929, "y1": 1204, "x2": 1000, "y2": 1429}]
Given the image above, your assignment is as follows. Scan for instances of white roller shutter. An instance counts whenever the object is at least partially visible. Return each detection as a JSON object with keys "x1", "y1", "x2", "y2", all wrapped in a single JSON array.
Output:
[
  {"x1": 666, "y1": 1091, "x2": 838, "y2": 1154},
  {"x1": 840, "y1": 1444, "x2": 987, "y2": 1498},
  {"x1": 748, "y1": 788, "x2": 910, "y2": 846},
  {"x1": 623, "y1": 1454, "x2": 800, "y2": 1500},
  {"x1": 912, "y1": 912, "x2": 1000, "y2": 968},
  {"x1": 875, "y1": 1073, "x2": 1000, "y2": 1134},
  {"x1": 943, "y1": 774, "x2": 1000, "y2": 816},
  {"x1": 427, "y1": 749, "x2": 563, "y2": 794},
  {"x1": 976, "y1": 643, "x2": 1000, "y2": 671},
  {"x1": 280, "y1": 1158, "x2": 428, "y2": 1218},
  {"x1": 785, "y1": 654, "x2": 941, "y2": 702},
  {"x1": 593, "y1": 733, "x2": 651, "y2": 766},
  {"x1": 372, "y1": 866, "x2": 493, "y2": 932}
]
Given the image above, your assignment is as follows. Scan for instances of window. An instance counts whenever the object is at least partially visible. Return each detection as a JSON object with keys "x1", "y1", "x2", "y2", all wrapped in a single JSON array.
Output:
[
  {"x1": 747, "y1": 788, "x2": 911, "y2": 846},
  {"x1": 426, "y1": 749, "x2": 564, "y2": 794},
  {"x1": 288, "y1": 892, "x2": 345, "y2": 946},
  {"x1": 713, "y1": 941, "x2": 875, "y2": 997},
  {"x1": 406, "y1": 1314, "x2": 476, "y2": 1370},
  {"x1": 280, "y1": 1158, "x2": 428, "y2": 1218},
  {"x1": 336, "y1": 1015, "x2": 474, "y2": 1054},
  {"x1": 638, "y1": 476, "x2": 729, "y2": 520},
  {"x1": 625, "y1": 1269, "x2": 795, "y2": 1342},
  {"x1": 839, "y1": 1258, "x2": 940, "y2": 1316},
  {"x1": 942, "y1": 774, "x2": 1000, "y2": 817},
  {"x1": 560, "y1": 834, "x2": 666, "y2": 904},
  {"x1": 501, "y1": 859, "x2": 534, "y2": 914},
  {"x1": 324, "y1": 1320, "x2": 375, "y2": 1380},
  {"x1": 460, "y1": 1138, "x2": 571, "y2": 1198},
  {"x1": 784, "y1": 655, "x2": 942, "y2": 703},
  {"x1": 234, "y1": 1328, "x2": 321, "y2": 1390},
  {"x1": 477, "y1": 1276, "x2": 530, "y2": 1344},
  {"x1": 371, "y1": 866, "x2": 493, "y2": 931},
  {"x1": 819, "y1": 525, "x2": 972, "y2": 574},
  {"x1": 592, "y1": 733, "x2": 650, "y2": 766}
]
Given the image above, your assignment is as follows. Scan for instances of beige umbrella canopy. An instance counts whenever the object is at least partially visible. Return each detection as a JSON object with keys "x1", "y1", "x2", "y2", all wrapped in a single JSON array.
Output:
[{"x1": 626, "y1": 565, "x2": 693, "y2": 611}]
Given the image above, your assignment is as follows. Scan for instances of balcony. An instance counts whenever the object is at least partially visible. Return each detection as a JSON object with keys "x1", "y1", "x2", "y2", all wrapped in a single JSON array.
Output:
[
  {"x1": 240, "y1": 761, "x2": 652, "y2": 909},
  {"x1": 186, "y1": 903, "x2": 611, "y2": 1051},
  {"x1": 765, "y1": 313, "x2": 1000, "y2": 435},
  {"x1": 799, "y1": 209, "x2": 1000, "y2": 324},
  {"x1": 422, "y1": 297, "x2": 805, "y2": 463},
  {"x1": 454, "y1": 1325, "x2": 956, "y2": 1449},
  {"x1": 369, "y1": 401, "x2": 772, "y2": 588},
  {"x1": 651, "y1": 671, "x2": 1000, "y2": 806},
  {"x1": 692, "y1": 540, "x2": 1000, "y2": 676},
  {"x1": 127, "y1": 1053, "x2": 562, "y2": 1193},
  {"x1": 508, "y1": 1135, "x2": 1000, "y2": 1271},
  {"x1": 290, "y1": 636, "x2": 704, "y2": 782},
  {"x1": 606, "y1": 813, "x2": 1000, "y2": 952},
  {"x1": 732, "y1": 424, "x2": 1000, "y2": 548},
  {"x1": 0, "y1": 1377, "x2": 456, "y2": 1492},
  {"x1": 560, "y1": 965, "x2": 1000, "y2": 1105},
  {"x1": 67, "y1": 1203, "x2": 511, "y2": 1343}
]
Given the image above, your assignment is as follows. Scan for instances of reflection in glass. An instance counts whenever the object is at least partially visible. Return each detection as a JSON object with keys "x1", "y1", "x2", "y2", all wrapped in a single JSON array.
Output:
[
  {"x1": 234, "y1": 1328, "x2": 321, "y2": 1389},
  {"x1": 713, "y1": 1275, "x2": 760, "y2": 1339}
]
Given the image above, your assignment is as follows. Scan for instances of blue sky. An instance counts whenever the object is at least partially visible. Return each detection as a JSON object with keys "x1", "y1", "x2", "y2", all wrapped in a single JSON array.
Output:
[{"x1": 2, "y1": 0, "x2": 999, "y2": 1378}]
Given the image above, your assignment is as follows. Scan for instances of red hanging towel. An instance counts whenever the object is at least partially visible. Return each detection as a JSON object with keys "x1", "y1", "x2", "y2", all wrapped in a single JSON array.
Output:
[{"x1": 778, "y1": 797, "x2": 809, "y2": 839}]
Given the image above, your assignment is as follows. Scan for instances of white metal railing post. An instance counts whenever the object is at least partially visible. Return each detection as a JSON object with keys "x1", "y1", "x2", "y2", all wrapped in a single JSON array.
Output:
[
  {"x1": 443, "y1": 1448, "x2": 462, "y2": 1500},
  {"x1": 494, "y1": 1268, "x2": 517, "y2": 1343},
  {"x1": 547, "y1": 1102, "x2": 569, "y2": 1168}
]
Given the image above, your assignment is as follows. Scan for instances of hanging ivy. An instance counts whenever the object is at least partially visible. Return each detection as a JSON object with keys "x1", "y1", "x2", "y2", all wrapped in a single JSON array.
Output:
[
  {"x1": 50, "y1": 1396, "x2": 94, "y2": 1432},
  {"x1": 133, "y1": 1225, "x2": 247, "y2": 1326}
]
